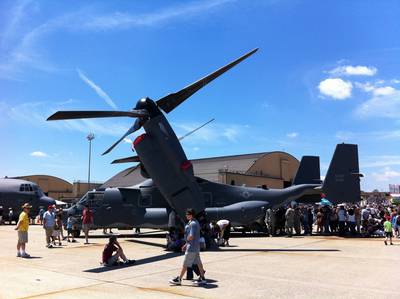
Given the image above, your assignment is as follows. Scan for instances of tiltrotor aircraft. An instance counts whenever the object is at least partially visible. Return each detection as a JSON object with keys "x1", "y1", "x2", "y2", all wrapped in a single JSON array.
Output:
[
  {"x1": 47, "y1": 49, "x2": 361, "y2": 234},
  {"x1": 62, "y1": 144, "x2": 361, "y2": 236}
]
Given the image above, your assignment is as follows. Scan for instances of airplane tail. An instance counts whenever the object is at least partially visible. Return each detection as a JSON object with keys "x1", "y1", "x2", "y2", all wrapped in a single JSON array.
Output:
[
  {"x1": 322, "y1": 143, "x2": 362, "y2": 204},
  {"x1": 293, "y1": 156, "x2": 322, "y2": 185}
]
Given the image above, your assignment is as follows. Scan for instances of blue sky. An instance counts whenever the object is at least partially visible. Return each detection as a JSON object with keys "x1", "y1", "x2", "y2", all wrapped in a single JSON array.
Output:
[{"x1": 1, "y1": 0, "x2": 400, "y2": 191}]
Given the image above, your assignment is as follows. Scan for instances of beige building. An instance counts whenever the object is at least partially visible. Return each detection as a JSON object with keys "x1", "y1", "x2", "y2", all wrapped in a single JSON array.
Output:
[
  {"x1": 14, "y1": 175, "x2": 103, "y2": 203},
  {"x1": 101, "y1": 151, "x2": 300, "y2": 189}
]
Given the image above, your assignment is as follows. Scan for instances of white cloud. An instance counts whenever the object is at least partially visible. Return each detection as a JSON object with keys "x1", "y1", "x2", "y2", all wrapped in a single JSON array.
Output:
[
  {"x1": 82, "y1": 0, "x2": 234, "y2": 30},
  {"x1": 286, "y1": 132, "x2": 298, "y2": 138},
  {"x1": 30, "y1": 151, "x2": 48, "y2": 157},
  {"x1": 329, "y1": 65, "x2": 377, "y2": 76},
  {"x1": 318, "y1": 78, "x2": 353, "y2": 100},
  {"x1": 1, "y1": 100, "x2": 131, "y2": 137},
  {"x1": 355, "y1": 82, "x2": 375, "y2": 92},
  {"x1": 362, "y1": 156, "x2": 400, "y2": 168},
  {"x1": 0, "y1": 0, "x2": 234, "y2": 80},
  {"x1": 371, "y1": 167, "x2": 400, "y2": 182},
  {"x1": 355, "y1": 89, "x2": 400, "y2": 118},
  {"x1": 223, "y1": 128, "x2": 239, "y2": 142},
  {"x1": 173, "y1": 121, "x2": 247, "y2": 144},
  {"x1": 123, "y1": 138, "x2": 132, "y2": 144},
  {"x1": 391, "y1": 79, "x2": 400, "y2": 84},
  {"x1": 372, "y1": 86, "x2": 396, "y2": 97},
  {"x1": 77, "y1": 69, "x2": 118, "y2": 110}
]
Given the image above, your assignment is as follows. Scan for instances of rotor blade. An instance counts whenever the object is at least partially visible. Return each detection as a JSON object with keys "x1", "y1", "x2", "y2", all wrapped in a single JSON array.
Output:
[
  {"x1": 124, "y1": 164, "x2": 141, "y2": 177},
  {"x1": 178, "y1": 118, "x2": 215, "y2": 141},
  {"x1": 102, "y1": 119, "x2": 142, "y2": 155},
  {"x1": 47, "y1": 110, "x2": 148, "y2": 121},
  {"x1": 156, "y1": 48, "x2": 258, "y2": 113},
  {"x1": 111, "y1": 155, "x2": 140, "y2": 164}
]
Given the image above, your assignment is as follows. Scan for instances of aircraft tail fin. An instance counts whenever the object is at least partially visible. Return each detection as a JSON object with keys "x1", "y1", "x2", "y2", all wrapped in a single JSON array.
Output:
[
  {"x1": 322, "y1": 143, "x2": 362, "y2": 203},
  {"x1": 293, "y1": 156, "x2": 321, "y2": 185}
]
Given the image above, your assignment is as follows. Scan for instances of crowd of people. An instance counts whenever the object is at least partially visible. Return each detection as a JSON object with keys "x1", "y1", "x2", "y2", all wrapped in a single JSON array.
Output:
[
  {"x1": 264, "y1": 202, "x2": 400, "y2": 243},
  {"x1": 9, "y1": 199, "x2": 400, "y2": 287}
]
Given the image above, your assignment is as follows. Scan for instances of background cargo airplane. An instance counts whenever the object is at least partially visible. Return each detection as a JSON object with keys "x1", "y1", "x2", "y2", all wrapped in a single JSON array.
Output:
[
  {"x1": 47, "y1": 49, "x2": 361, "y2": 235},
  {"x1": 0, "y1": 178, "x2": 56, "y2": 222}
]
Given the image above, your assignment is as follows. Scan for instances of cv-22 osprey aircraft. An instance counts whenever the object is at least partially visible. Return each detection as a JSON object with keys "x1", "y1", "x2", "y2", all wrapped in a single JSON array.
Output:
[
  {"x1": 61, "y1": 143, "x2": 361, "y2": 236},
  {"x1": 47, "y1": 48, "x2": 362, "y2": 234}
]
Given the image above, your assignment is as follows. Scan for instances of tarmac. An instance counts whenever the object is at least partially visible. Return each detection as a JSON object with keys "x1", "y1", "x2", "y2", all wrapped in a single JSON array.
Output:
[{"x1": 0, "y1": 225, "x2": 399, "y2": 299}]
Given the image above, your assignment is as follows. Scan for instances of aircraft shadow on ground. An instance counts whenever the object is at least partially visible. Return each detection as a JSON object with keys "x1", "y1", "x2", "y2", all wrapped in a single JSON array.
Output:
[
  {"x1": 127, "y1": 239, "x2": 340, "y2": 253},
  {"x1": 126, "y1": 239, "x2": 167, "y2": 248},
  {"x1": 83, "y1": 252, "x2": 181, "y2": 273},
  {"x1": 218, "y1": 248, "x2": 340, "y2": 252}
]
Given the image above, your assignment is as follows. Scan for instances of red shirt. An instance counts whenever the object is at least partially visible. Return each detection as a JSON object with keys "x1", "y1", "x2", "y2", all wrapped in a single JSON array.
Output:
[
  {"x1": 82, "y1": 209, "x2": 93, "y2": 224},
  {"x1": 102, "y1": 243, "x2": 117, "y2": 263}
]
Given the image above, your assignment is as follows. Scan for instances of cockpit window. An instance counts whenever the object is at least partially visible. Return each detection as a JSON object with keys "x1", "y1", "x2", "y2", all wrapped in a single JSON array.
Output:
[
  {"x1": 78, "y1": 193, "x2": 88, "y2": 205},
  {"x1": 19, "y1": 184, "x2": 34, "y2": 192},
  {"x1": 78, "y1": 192, "x2": 104, "y2": 208}
]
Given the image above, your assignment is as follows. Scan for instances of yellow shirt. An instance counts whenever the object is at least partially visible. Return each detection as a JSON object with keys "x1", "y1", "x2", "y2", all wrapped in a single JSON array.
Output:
[{"x1": 18, "y1": 211, "x2": 29, "y2": 232}]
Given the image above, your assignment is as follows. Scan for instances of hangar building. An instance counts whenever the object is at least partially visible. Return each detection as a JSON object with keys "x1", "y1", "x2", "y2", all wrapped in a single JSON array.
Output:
[{"x1": 101, "y1": 151, "x2": 300, "y2": 189}]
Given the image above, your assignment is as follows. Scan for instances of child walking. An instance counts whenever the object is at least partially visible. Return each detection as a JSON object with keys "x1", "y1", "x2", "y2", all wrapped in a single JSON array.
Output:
[{"x1": 384, "y1": 218, "x2": 393, "y2": 246}]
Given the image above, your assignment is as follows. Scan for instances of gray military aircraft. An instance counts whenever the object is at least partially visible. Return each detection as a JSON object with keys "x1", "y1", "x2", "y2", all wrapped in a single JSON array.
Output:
[
  {"x1": 0, "y1": 178, "x2": 56, "y2": 222},
  {"x1": 47, "y1": 49, "x2": 361, "y2": 235},
  {"x1": 60, "y1": 143, "x2": 360, "y2": 237}
]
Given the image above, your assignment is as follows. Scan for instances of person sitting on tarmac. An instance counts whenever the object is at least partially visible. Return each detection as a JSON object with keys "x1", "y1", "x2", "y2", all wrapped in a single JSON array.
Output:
[{"x1": 102, "y1": 236, "x2": 135, "y2": 266}]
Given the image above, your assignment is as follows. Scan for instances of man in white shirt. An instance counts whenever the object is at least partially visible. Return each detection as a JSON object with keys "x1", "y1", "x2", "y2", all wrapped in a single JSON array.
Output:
[
  {"x1": 43, "y1": 205, "x2": 56, "y2": 248},
  {"x1": 217, "y1": 219, "x2": 231, "y2": 246}
]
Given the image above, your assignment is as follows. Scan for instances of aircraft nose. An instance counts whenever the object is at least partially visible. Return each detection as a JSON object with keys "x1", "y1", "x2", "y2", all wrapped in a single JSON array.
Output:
[{"x1": 39, "y1": 196, "x2": 56, "y2": 207}]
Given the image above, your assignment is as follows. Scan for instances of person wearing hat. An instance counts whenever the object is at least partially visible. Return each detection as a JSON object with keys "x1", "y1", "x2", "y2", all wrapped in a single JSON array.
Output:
[
  {"x1": 43, "y1": 205, "x2": 56, "y2": 248},
  {"x1": 15, "y1": 203, "x2": 32, "y2": 258}
]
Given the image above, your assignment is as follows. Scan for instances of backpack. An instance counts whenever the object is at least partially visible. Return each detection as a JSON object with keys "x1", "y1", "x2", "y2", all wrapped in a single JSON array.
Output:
[{"x1": 396, "y1": 216, "x2": 400, "y2": 226}]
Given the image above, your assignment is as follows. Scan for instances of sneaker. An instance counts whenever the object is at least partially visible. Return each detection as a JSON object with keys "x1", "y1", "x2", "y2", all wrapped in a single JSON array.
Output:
[
  {"x1": 192, "y1": 278, "x2": 207, "y2": 285},
  {"x1": 47, "y1": 244, "x2": 53, "y2": 248},
  {"x1": 124, "y1": 259, "x2": 136, "y2": 265},
  {"x1": 169, "y1": 276, "x2": 182, "y2": 285},
  {"x1": 390, "y1": 243, "x2": 394, "y2": 245},
  {"x1": 16, "y1": 252, "x2": 21, "y2": 257},
  {"x1": 72, "y1": 240, "x2": 77, "y2": 243},
  {"x1": 21, "y1": 253, "x2": 31, "y2": 258}
]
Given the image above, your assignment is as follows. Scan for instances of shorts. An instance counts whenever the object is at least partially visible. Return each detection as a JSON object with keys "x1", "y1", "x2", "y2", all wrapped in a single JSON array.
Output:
[
  {"x1": 82, "y1": 224, "x2": 91, "y2": 231},
  {"x1": 18, "y1": 231, "x2": 28, "y2": 243},
  {"x1": 105, "y1": 254, "x2": 119, "y2": 266},
  {"x1": 183, "y1": 251, "x2": 201, "y2": 268},
  {"x1": 385, "y1": 232, "x2": 393, "y2": 238}
]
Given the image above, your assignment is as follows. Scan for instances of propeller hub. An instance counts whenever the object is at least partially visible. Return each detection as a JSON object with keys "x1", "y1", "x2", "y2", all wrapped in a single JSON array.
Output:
[{"x1": 135, "y1": 97, "x2": 161, "y2": 118}]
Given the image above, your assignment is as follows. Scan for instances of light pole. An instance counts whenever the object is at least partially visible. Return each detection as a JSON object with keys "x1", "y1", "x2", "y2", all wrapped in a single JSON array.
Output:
[{"x1": 87, "y1": 132, "x2": 95, "y2": 192}]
